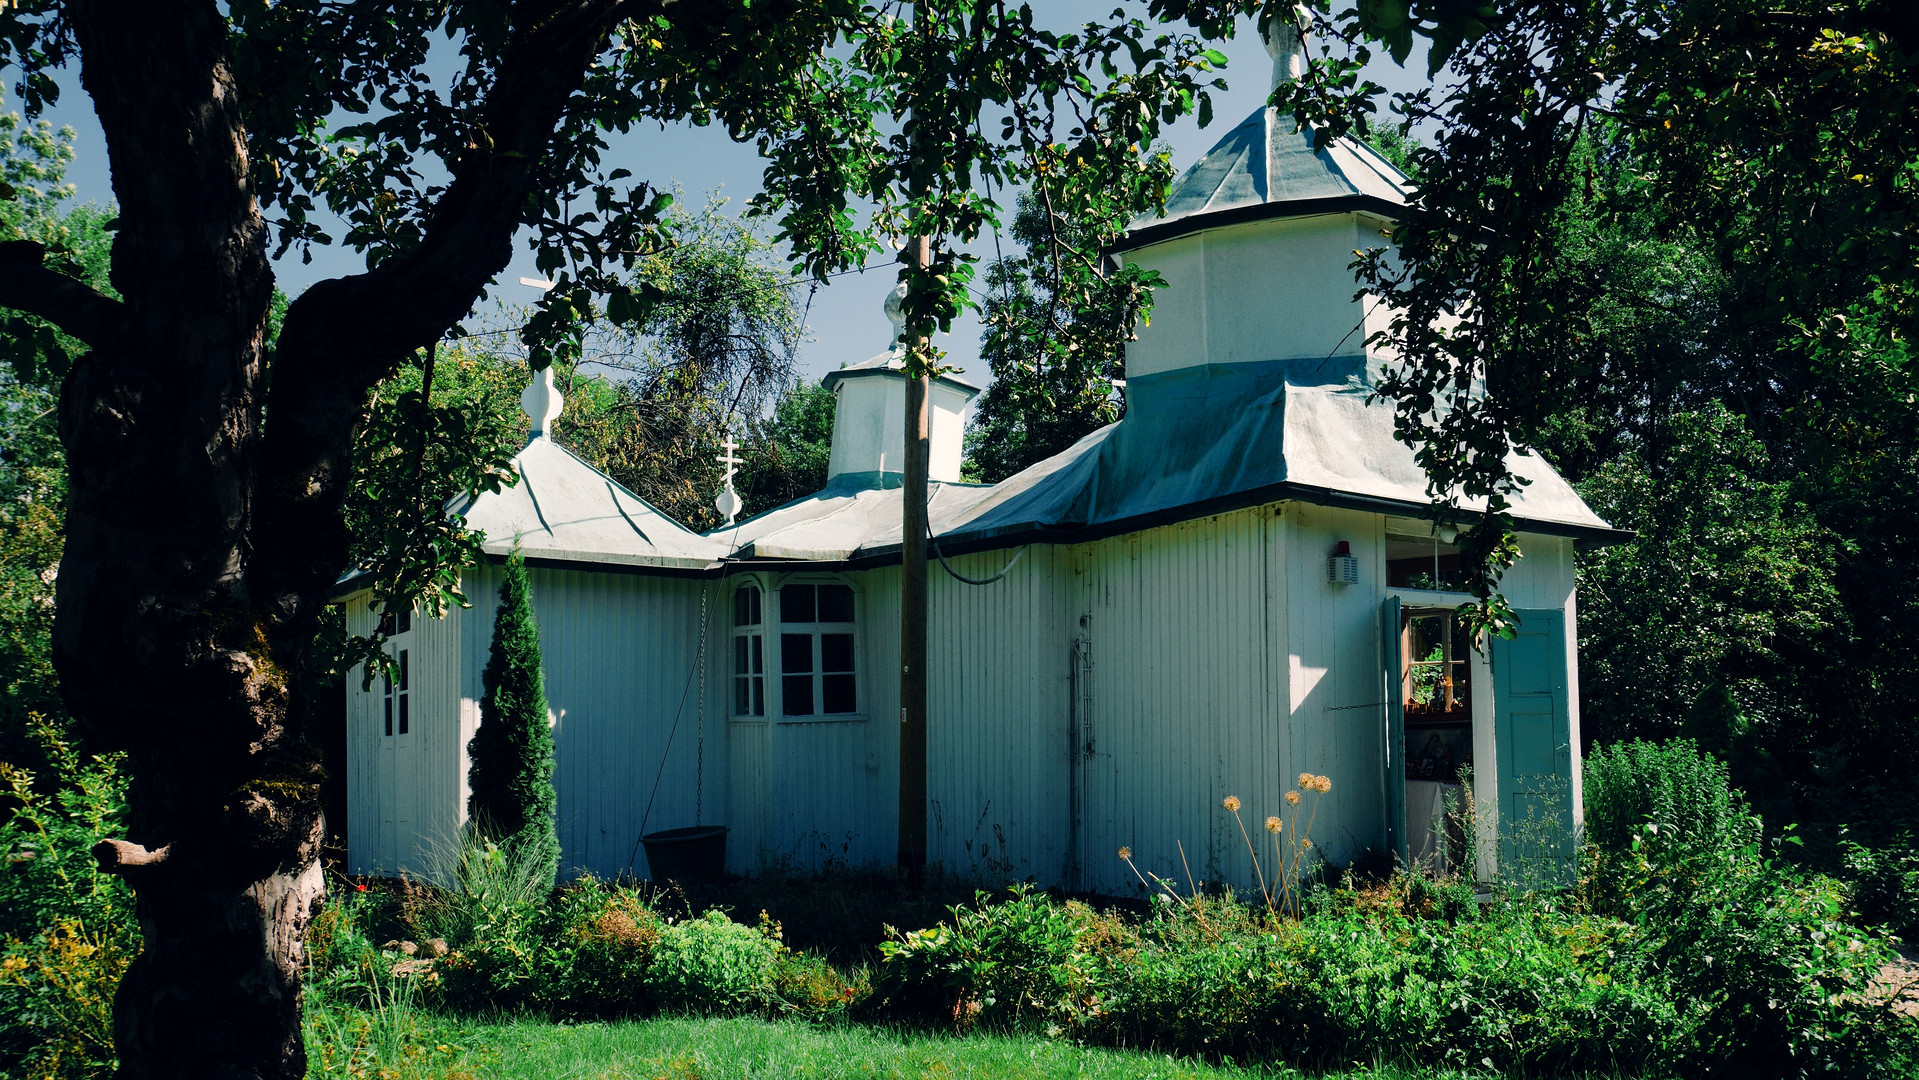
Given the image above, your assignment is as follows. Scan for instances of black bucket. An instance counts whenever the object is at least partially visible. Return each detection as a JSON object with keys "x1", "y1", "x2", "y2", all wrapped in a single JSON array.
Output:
[{"x1": 640, "y1": 825, "x2": 729, "y2": 885}]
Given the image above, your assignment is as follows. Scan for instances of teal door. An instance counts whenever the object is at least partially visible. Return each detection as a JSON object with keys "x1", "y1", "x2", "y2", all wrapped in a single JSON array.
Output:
[
  {"x1": 1380, "y1": 596, "x2": 1405, "y2": 861},
  {"x1": 1491, "y1": 609, "x2": 1573, "y2": 883}
]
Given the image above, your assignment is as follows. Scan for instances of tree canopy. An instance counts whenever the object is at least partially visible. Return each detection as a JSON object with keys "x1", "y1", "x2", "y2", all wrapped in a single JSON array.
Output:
[{"x1": 0, "y1": 4, "x2": 1247, "y2": 1075}]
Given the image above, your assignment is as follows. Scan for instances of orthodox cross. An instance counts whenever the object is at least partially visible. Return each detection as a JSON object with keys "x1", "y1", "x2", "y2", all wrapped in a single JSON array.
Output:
[{"x1": 714, "y1": 431, "x2": 744, "y2": 526}]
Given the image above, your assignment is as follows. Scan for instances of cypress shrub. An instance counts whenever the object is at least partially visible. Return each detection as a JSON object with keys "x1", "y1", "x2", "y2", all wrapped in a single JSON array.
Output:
[{"x1": 467, "y1": 547, "x2": 560, "y2": 885}]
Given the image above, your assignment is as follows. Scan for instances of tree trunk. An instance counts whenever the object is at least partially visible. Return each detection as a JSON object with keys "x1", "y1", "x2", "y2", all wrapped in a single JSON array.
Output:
[
  {"x1": 39, "y1": 3, "x2": 610, "y2": 1076},
  {"x1": 55, "y1": 5, "x2": 325, "y2": 1078}
]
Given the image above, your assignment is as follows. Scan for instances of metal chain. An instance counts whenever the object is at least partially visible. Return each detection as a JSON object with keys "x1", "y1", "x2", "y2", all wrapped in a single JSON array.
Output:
[{"x1": 695, "y1": 586, "x2": 708, "y2": 825}]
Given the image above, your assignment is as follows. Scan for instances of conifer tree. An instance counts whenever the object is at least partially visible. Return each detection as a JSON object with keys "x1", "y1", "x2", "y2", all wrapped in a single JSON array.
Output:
[{"x1": 466, "y1": 547, "x2": 560, "y2": 884}]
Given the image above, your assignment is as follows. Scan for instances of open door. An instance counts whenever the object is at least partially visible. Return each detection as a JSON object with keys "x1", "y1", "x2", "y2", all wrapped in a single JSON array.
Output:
[
  {"x1": 1491, "y1": 609, "x2": 1573, "y2": 884},
  {"x1": 1380, "y1": 595, "x2": 1404, "y2": 861}
]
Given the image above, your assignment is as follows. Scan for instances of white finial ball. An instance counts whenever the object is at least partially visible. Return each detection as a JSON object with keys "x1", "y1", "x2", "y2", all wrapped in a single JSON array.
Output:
[
  {"x1": 883, "y1": 281, "x2": 909, "y2": 352},
  {"x1": 521, "y1": 365, "x2": 564, "y2": 437},
  {"x1": 716, "y1": 487, "x2": 743, "y2": 521}
]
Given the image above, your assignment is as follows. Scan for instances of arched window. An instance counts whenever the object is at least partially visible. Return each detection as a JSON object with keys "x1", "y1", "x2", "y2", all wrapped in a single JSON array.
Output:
[
  {"x1": 732, "y1": 583, "x2": 766, "y2": 717},
  {"x1": 375, "y1": 604, "x2": 413, "y2": 737},
  {"x1": 779, "y1": 582, "x2": 857, "y2": 717}
]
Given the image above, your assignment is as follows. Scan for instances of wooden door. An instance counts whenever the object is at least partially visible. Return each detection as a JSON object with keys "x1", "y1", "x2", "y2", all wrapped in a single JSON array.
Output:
[{"x1": 1491, "y1": 609, "x2": 1572, "y2": 883}]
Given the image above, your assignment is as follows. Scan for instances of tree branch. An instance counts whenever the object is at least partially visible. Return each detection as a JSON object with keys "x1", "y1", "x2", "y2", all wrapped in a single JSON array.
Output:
[
  {"x1": 253, "y1": 0, "x2": 642, "y2": 617},
  {"x1": 0, "y1": 240, "x2": 126, "y2": 344}
]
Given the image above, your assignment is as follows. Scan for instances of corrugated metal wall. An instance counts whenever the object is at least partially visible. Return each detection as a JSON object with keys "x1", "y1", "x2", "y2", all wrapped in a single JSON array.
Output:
[
  {"x1": 343, "y1": 593, "x2": 462, "y2": 877},
  {"x1": 478, "y1": 565, "x2": 719, "y2": 881},
  {"x1": 1067, "y1": 509, "x2": 1292, "y2": 896},
  {"x1": 346, "y1": 505, "x2": 1583, "y2": 893}
]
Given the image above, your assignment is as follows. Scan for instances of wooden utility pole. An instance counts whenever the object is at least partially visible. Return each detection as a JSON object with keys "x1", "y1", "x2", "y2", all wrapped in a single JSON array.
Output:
[
  {"x1": 897, "y1": 0, "x2": 933, "y2": 887},
  {"x1": 898, "y1": 235, "x2": 931, "y2": 887}
]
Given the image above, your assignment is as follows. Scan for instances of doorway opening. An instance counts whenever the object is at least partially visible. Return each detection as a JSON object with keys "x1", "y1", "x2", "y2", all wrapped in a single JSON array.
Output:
[{"x1": 1399, "y1": 607, "x2": 1473, "y2": 871}]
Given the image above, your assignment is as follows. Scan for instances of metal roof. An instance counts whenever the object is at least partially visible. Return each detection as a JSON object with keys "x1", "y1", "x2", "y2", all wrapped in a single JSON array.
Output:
[
  {"x1": 1118, "y1": 105, "x2": 1415, "y2": 251},
  {"x1": 450, "y1": 435, "x2": 725, "y2": 571},
  {"x1": 334, "y1": 354, "x2": 1622, "y2": 597},
  {"x1": 701, "y1": 356, "x2": 1626, "y2": 569},
  {"x1": 821, "y1": 346, "x2": 983, "y2": 397}
]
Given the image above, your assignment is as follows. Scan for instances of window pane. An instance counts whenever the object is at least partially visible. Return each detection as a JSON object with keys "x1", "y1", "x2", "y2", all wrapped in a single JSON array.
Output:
[
  {"x1": 734, "y1": 586, "x2": 760, "y2": 627},
  {"x1": 752, "y1": 679, "x2": 764, "y2": 716},
  {"x1": 398, "y1": 694, "x2": 409, "y2": 735},
  {"x1": 733, "y1": 635, "x2": 748, "y2": 676},
  {"x1": 734, "y1": 676, "x2": 750, "y2": 716},
  {"x1": 782, "y1": 675, "x2": 815, "y2": 715},
  {"x1": 822, "y1": 674, "x2": 856, "y2": 714},
  {"x1": 781, "y1": 633, "x2": 813, "y2": 674},
  {"x1": 818, "y1": 584, "x2": 854, "y2": 623},
  {"x1": 384, "y1": 696, "x2": 393, "y2": 737},
  {"x1": 821, "y1": 633, "x2": 855, "y2": 673},
  {"x1": 397, "y1": 609, "x2": 412, "y2": 635},
  {"x1": 399, "y1": 649, "x2": 409, "y2": 692},
  {"x1": 781, "y1": 584, "x2": 815, "y2": 623},
  {"x1": 750, "y1": 634, "x2": 763, "y2": 674}
]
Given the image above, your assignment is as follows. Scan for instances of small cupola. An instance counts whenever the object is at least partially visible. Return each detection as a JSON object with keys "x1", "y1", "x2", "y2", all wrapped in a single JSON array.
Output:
[
  {"x1": 1114, "y1": 18, "x2": 1415, "y2": 380},
  {"x1": 821, "y1": 284, "x2": 980, "y2": 487}
]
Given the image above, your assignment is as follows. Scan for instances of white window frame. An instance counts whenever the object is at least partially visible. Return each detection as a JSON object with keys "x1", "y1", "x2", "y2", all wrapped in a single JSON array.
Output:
[
  {"x1": 729, "y1": 578, "x2": 769, "y2": 721},
  {"x1": 375, "y1": 603, "x2": 414, "y2": 738},
  {"x1": 773, "y1": 576, "x2": 863, "y2": 723}
]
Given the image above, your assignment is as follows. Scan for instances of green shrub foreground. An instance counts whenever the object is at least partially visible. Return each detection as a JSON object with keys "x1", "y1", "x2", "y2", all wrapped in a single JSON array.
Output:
[
  {"x1": 6, "y1": 735, "x2": 1917, "y2": 1078},
  {"x1": 295, "y1": 741, "x2": 1916, "y2": 1079}
]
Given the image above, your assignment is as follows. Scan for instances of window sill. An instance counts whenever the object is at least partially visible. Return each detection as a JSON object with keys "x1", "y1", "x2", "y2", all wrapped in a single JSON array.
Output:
[
  {"x1": 728, "y1": 716, "x2": 770, "y2": 725},
  {"x1": 775, "y1": 714, "x2": 867, "y2": 725}
]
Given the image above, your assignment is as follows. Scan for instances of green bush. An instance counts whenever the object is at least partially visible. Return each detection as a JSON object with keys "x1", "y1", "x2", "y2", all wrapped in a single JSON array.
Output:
[
  {"x1": 1841, "y1": 833, "x2": 1919, "y2": 942},
  {"x1": 873, "y1": 884, "x2": 1109, "y2": 1029},
  {"x1": 422, "y1": 832, "x2": 558, "y2": 1011},
  {"x1": 1617, "y1": 839, "x2": 1901, "y2": 1077},
  {"x1": 646, "y1": 909, "x2": 781, "y2": 1014},
  {"x1": 536, "y1": 879, "x2": 661, "y2": 1018},
  {"x1": 1584, "y1": 738, "x2": 1759, "y2": 864},
  {"x1": 0, "y1": 720, "x2": 138, "y2": 1080},
  {"x1": 1073, "y1": 890, "x2": 1671, "y2": 1074}
]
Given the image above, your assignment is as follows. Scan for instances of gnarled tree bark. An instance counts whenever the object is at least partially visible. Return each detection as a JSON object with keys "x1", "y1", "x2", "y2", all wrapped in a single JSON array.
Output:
[{"x1": 36, "y1": 2, "x2": 630, "y2": 1076}]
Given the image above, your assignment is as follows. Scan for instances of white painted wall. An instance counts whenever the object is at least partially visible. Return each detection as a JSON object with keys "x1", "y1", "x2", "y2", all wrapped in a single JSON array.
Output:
[
  {"x1": 1124, "y1": 215, "x2": 1381, "y2": 375},
  {"x1": 345, "y1": 508, "x2": 1586, "y2": 894},
  {"x1": 343, "y1": 594, "x2": 462, "y2": 877},
  {"x1": 826, "y1": 373, "x2": 974, "y2": 484}
]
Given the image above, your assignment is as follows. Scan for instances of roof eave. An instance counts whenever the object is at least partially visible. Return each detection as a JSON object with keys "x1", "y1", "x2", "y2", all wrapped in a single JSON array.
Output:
[{"x1": 1113, "y1": 193, "x2": 1406, "y2": 254}]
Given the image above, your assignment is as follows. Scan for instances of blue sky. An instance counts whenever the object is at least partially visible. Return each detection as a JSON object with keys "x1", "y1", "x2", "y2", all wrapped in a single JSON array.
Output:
[{"x1": 30, "y1": 5, "x2": 1428, "y2": 390}]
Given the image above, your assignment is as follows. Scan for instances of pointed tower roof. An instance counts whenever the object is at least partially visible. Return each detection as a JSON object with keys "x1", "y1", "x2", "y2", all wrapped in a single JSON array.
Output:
[{"x1": 1117, "y1": 20, "x2": 1414, "y2": 251}]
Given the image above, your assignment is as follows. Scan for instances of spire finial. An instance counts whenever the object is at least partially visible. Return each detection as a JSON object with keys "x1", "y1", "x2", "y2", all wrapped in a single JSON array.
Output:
[
  {"x1": 714, "y1": 431, "x2": 744, "y2": 526},
  {"x1": 521, "y1": 365, "x2": 564, "y2": 438},
  {"x1": 1264, "y1": 7, "x2": 1309, "y2": 91}
]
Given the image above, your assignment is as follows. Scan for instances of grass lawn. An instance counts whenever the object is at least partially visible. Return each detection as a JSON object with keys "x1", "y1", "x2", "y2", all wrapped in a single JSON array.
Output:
[{"x1": 306, "y1": 1008, "x2": 1509, "y2": 1080}]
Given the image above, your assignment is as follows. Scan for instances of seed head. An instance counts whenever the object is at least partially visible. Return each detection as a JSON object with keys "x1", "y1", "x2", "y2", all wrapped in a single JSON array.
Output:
[
  {"x1": 1312, "y1": 775, "x2": 1333, "y2": 794},
  {"x1": 1265, "y1": 816, "x2": 1282, "y2": 834},
  {"x1": 1284, "y1": 790, "x2": 1302, "y2": 806},
  {"x1": 1298, "y1": 772, "x2": 1314, "y2": 788},
  {"x1": 1300, "y1": 838, "x2": 1314, "y2": 850},
  {"x1": 1222, "y1": 795, "x2": 1242, "y2": 813},
  {"x1": 1118, "y1": 846, "x2": 1132, "y2": 860}
]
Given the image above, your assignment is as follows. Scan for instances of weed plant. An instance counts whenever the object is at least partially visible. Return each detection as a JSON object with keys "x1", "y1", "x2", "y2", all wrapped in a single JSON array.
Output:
[{"x1": 0, "y1": 719, "x2": 136, "y2": 1080}]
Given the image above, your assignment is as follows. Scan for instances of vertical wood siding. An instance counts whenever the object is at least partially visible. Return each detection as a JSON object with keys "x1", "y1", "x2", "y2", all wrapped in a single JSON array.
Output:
[
  {"x1": 1069, "y1": 509, "x2": 1291, "y2": 895},
  {"x1": 343, "y1": 593, "x2": 461, "y2": 877},
  {"x1": 522, "y1": 567, "x2": 718, "y2": 880},
  {"x1": 346, "y1": 507, "x2": 1585, "y2": 894},
  {"x1": 923, "y1": 544, "x2": 1074, "y2": 884}
]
